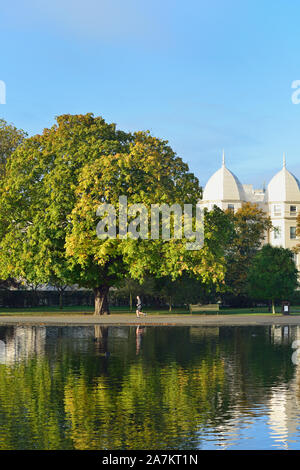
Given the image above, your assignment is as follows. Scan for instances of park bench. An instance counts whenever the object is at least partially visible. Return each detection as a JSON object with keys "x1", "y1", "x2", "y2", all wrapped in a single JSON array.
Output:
[{"x1": 189, "y1": 303, "x2": 220, "y2": 314}]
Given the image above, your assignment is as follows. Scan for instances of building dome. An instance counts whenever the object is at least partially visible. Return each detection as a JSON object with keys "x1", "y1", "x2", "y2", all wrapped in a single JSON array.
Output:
[
  {"x1": 203, "y1": 156, "x2": 246, "y2": 202},
  {"x1": 267, "y1": 158, "x2": 300, "y2": 202}
]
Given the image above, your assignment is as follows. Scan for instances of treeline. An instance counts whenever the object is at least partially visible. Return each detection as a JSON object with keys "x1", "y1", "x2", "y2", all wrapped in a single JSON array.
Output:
[
  {"x1": 0, "y1": 115, "x2": 298, "y2": 313},
  {"x1": 2, "y1": 277, "x2": 300, "y2": 310},
  {"x1": 0, "y1": 289, "x2": 93, "y2": 309}
]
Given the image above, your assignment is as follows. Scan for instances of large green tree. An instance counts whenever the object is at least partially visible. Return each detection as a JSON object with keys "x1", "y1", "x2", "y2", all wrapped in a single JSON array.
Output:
[
  {"x1": 0, "y1": 114, "x2": 132, "y2": 312},
  {"x1": 0, "y1": 114, "x2": 233, "y2": 314},
  {"x1": 67, "y1": 166, "x2": 233, "y2": 314},
  {"x1": 247, "y1": 244, "x2": 298, "y2": 313}
]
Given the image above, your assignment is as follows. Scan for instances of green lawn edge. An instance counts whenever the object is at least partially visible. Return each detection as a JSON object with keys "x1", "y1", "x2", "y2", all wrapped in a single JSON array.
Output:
[{"x1": 0, "y1": 305, "x2": 300, "y2": 316}]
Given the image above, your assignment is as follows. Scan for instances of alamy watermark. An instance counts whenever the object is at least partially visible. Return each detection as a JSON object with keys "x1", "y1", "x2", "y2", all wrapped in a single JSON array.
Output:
[
  {"x1": 96, "y1": 196, "x2": 204, "y2": 250},
  {"x1": 0, "y1": 81, "x2": 6, "y2": 104},
  {"x1": 291, "y1": 80, "x2": 300, "y2": 104}
]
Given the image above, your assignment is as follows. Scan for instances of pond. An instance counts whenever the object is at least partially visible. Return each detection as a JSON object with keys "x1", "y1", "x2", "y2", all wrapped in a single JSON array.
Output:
[{"x1": 0, "y1": 324, "x2": 299, "y2": 450}]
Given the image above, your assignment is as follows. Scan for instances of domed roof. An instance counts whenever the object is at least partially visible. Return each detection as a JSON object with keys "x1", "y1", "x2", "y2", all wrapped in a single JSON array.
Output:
[
  {"x1": 267, "y1": 157, "x2": 300, "y2": 202},
  {"x1": 203, "y1": 154, "x2": 246, "y2": 202}
]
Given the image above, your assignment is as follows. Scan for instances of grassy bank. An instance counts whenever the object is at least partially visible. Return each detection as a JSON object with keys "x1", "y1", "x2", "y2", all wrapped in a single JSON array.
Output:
[{"x1": 0, "y1": 305, "x2": 300, "y2": 316}]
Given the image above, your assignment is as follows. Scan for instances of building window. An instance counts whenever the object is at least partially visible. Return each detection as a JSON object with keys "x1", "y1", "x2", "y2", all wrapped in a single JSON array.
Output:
[
  {"x1": 274, "y1": 227, "x2": 282, "y2": 239},
  {"x1": 228, "y1": 204, "x2": 234, "y2": 211},
  {"x1": 290, "y1": 227, "x2": 297, "y2": 239},
  {"x1": 290, "y1": 205, "x2": 297, "y2": 216},
  {"x1": 273, "y1": 204, "x2": 282, "y2": 216},
  {"x1": 292, "y1": 252, "x2": 298, "y2": 265}
]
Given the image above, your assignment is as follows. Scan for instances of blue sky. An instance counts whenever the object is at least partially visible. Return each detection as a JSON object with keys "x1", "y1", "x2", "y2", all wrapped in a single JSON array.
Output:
[{"x1": 1, "y1": 0, "x2": 300, "y2": 187}]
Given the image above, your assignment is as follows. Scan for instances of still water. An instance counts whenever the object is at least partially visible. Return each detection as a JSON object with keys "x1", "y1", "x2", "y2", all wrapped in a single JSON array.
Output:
[{"x1": 0, "y1": 324, "x2": 299, "y2": 450}]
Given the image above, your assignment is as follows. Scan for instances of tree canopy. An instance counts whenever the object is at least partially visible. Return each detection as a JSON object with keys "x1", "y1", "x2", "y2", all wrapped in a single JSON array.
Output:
[
  {"x1": 0, "y1": 114, "x2": 234, "y2": 314},
  {"x1": 0, "y1": 118, "x2": 26, "y2": 176},
  {"x1": 224, "y1": 202, "x2": 272, "y2": 299},
  {"x1": 247, "y1": 244, "x2": 298, "y2": 313}
]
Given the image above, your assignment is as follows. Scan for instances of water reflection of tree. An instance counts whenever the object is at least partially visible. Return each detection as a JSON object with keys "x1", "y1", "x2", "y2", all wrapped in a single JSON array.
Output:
[
  {"x1": 94, "y1": 326, "x2": 109, "y2": 354},
  {"x1": 0, "y1": 347, "x2": 225, "y2": 449},
  {"x1": 0, "y1": 325, "x2": 296, "y2": 450},
  {"x1": 0, "y1": 358, "x2": 71, "y2": 449},
  {"x1": 218, "y1": 327, "x2": 295, "y2": 409},
  {"x1": 63, "y1": 358, "x2": 225, "y2": 449}
]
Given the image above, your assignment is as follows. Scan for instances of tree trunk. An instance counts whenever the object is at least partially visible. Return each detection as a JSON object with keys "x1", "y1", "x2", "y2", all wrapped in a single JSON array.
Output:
[
  {"x1": 129, "y1": 291, "x2": 133, "y2": 311},
  {"x1": 94, "y1": 325, "x2": 109, "y2": 349},
  {"x1": 94, "y1": 286, "x2": 110, "y2": 315},
  {"x1": 169, "y1": 296, "x2": 172, "y2": 312},
  {"x1": 59, "y1": 291, "x2": 63, "y2": 310},
  {"x1": 272, "y1": 299, "x2": 275, "y2": 314}
]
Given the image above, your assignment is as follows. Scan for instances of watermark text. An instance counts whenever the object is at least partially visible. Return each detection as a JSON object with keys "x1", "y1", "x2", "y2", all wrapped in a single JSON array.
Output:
[
  {"x1": 291, "y1": 80, "x2": 300, "y2": 104},
  {"x1": 0, "y1": 81, "x2": 6, "y2": 104},
  {"x1": 96, "y1": 196, "x2": 204, "y2": 250}
]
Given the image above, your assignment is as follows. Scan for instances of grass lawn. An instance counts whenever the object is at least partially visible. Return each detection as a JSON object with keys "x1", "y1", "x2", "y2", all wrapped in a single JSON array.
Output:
[
  {"x1": 0, "y1": 306, "x2": 185, "y2": 316},
  {"x1": 0, "y1": 305, "x2": 300, "y2": 316}
]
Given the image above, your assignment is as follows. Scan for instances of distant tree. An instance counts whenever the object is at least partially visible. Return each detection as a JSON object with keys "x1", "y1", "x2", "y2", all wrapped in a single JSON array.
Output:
[
  {"x1": 154, "y1": 276, "x2": 179, "y2": 312},
  {"x1": 0, "y1": 278, "x2": 21, "y2": 290},
  {"x1": 117, "y1": 277, "x2": 156, "y2": 311},
  {"x1": 224, "y1": 203, "x2": 272, "y2": 298},
  {"x1": 247, "y1": 244, "x2": 298, "y2": 313},
  {"x1": 154, "y1": 274, "x2": 215, "y2": 311}
]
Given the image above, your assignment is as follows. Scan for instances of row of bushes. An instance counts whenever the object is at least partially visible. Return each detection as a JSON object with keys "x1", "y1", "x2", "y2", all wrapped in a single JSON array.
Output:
[
  {"x1": 1, "y1": 288, "x2": 300, "y2": 309},
  {"x1": 0, "y1": 289, "x2": 175, "y2": 309},
  {"x1": 0, "y1": 290, "x2": 94, "y2": 308}
]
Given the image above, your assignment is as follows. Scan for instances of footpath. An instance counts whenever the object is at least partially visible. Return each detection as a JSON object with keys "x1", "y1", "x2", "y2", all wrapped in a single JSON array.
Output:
[{"x1": 0, "y1": 314, "x2": 299, "y2": 326}]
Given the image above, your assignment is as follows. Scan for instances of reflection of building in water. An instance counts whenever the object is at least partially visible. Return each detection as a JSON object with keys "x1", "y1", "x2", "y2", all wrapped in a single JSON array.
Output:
[
  {"x1": 0, "y1": 325, "x2": 131, "y2": 365},
  {"x1": 270, "y1": 325, "x2": 300, "y2": 345},
  {"x1": 267, "y1": 361, "x2": 300, "y2": 449},
  {"x1": 45, "y1": 326, "x2": 94, "y2": 339},
  {"x1": 207, "y1": 408, "x2": 245, "y2": 450},
  {"x1": 0, "y1": 326, "x2": 46, "y2": 365},
  {"x1": 267, "y1": 325, "x2": 300, "y2": 448},
  {"x1": 209, "y1": 326, "x2": 300, "y2": 449}
]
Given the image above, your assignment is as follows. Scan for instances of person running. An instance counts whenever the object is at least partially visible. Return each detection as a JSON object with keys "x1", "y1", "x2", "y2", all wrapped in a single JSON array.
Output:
[{"x1": 136, "y1": 296, "x2": 146, "y2": 317}]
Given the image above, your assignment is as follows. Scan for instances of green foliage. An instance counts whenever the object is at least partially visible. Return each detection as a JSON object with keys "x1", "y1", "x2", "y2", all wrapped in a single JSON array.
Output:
[
  {"x1": 224, "y1": 202, "x2": 272, "y2": 297},
  {"x1": 0, "y1": 114, "x2": 131, "y2": 291},
  {"x1": 247, "y1": 244, "x2": 298, "y2": 306},
  {"x1": 0, "y1": 114, "x2": 234, "y2": 313},
  {"x1": 66, "y1": 129, "x2": 203, "y2": 286},
  {"x1": 0, "y1": 119, "x2": 26, "y2": 176}
]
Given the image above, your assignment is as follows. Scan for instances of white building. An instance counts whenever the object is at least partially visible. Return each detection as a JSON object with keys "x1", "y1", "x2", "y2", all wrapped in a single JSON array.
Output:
[{"x1": 200, "y1": 152, "x2": 300, "y2": 270}]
